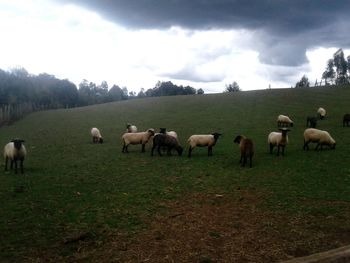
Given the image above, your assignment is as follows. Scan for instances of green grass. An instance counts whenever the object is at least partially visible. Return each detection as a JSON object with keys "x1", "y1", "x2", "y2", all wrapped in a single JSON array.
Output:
[{"x1": 1, "y1": 86, "x2": 350, "y2": 260}]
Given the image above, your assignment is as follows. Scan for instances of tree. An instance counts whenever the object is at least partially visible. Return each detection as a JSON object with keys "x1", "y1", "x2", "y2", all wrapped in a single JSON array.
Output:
[
  {"x1": 333, "y1": 49, "x2": 348, "y2": 84},
  {"x1": 144, "y1": 81, "x2": 196, "y2": 97},
  {"x1": 322, "y1": 59, "x2": 335, "y2": 85},
  {"x1": 197, "y1": 88, "x2": 204, "y2": 95},
  {"x1": 225, "y1": 82, "x2": 240, "y2": 92},
  {"x1": 108, "y1": 85, "x2": 124, "y2": 101},
  {"x1": 295, "y1": 75, "x2": 310, "y2": 88},
  {"x1": 122, "y1": 87, "x2": 129, "y2": 100},
  {"x1": 137, "y1": 88, "x2": 146, "y2": 98}
]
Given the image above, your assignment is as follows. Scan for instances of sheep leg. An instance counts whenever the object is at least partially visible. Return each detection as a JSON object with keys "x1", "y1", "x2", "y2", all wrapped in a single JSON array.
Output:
[
  {"x1": 122, "y1": 142, "x2": 128, "y2": 153},
  {"x1": 188, "y1": 146, "x2": 192, "y2": 158},
  {"x1": 157, "y1": 146, "x2": 162, "y2": 156},
  {"x1": 208, "y1": 146, "x2": 213, "y2": 156},
  {"x1": 141, "y1": 144, "x2": 146, "y2": 152},
  {"x1": 303, "y1": 140, "x2": 310, "y2": 151},
  {"x1": 242, "y1": 156, "x2": 246, "y2": 167},
  {"x1": 269, "y1": 143, "x2": 274, "y2": 154},
  {"x1": 315, "y1": 143, "x2": 320, "y2": 151},
  {"x1": 151, "y1": 145, "x2": 155, "y2": 156}
]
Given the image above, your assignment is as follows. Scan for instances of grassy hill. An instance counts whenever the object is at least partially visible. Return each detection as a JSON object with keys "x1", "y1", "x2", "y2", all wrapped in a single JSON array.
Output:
[{"x1": 1, "y1": 86, "x2": 350, "y2": 262}]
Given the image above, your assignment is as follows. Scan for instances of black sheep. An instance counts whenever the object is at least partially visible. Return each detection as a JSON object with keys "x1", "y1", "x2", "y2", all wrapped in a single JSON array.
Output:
[{"x1": 151, "y1": 134, "x2": 183, "y2": 156}]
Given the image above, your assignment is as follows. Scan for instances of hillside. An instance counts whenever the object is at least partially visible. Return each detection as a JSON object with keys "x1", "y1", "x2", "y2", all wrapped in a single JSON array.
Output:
[{"x1": 1, "y1": 86, "x2": 350, "y2": 262}]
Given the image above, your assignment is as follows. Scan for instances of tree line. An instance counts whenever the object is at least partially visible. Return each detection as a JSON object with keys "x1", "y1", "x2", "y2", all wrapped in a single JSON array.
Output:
[
  {"x1": 0, "y1": 67, "x2": 203, "y2": 126},
  {"x1": 295, "y1": 48, "x2": 350, "y2": 88}
]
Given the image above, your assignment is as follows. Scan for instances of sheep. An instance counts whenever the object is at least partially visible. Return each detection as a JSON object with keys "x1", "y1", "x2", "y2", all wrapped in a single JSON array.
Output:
[
  {"x1": 166, "y1": 131, "x2": 178, "y2": 140},
  {"x1": 268, "y1": 128, "x2": 291, "y2": 156},
  {"x1": 151, "y1": 134, "x2": 183, "y2": 156},
  {"x1": 91, "y1": 127, "x2": 103, "y2": 144},
  {"x1": 157, "y1": 128, "x2": 178, "y2": 140},
  {"x1": 187, "y1": 132, "x2": 222, "y2": 157},
  {"x1": 152, "y1": 128, "x2": 179, "y2": 153},
  {"x1": 343, "y1": 114, "x2": 350, "y2": 127},
  {"x1": 233, "y1": 135, "x2": 254, "y2": 168},
  {"x1": 4, "y1": 139, "x2": 27, "y2": 174},
  {"x1": 303, "y1": 128, "x2": 336, "y2": 151},
  {"x1": 277, "y1": 114, "x2": 294, "y2": 127},
  {"x1": 306, "y1": 116, "x2": 317, "y2": 128},
  {"x1": 317, "y1": 107, "x2": 326, "y2": 120},
  {"x1": 126, "y1": 123, "x2": 137, "y2": 133},
  {"x1": 122, "y1": 128, "x2": 155, "y2": 153}
]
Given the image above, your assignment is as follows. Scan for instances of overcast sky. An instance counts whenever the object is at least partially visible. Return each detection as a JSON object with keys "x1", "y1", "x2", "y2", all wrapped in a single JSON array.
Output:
[{"x1": 1, "y1": 0, "x2": 349, "y2": 93}]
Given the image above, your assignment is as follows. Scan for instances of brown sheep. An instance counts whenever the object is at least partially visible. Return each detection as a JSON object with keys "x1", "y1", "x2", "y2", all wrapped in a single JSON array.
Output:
[{"x1": 233, "y1": 135, "x2": 254, "y2": 168}]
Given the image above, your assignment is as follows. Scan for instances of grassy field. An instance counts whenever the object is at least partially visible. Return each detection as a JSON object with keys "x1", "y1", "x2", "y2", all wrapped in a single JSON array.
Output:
[{"x1": 1, "y1": 86, "x2": 350, "y2": 262}]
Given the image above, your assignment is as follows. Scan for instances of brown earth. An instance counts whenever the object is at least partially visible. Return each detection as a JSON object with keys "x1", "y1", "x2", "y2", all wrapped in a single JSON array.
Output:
[{"x1": 29, "y1": 191, "x2": 350, "y2": 263}]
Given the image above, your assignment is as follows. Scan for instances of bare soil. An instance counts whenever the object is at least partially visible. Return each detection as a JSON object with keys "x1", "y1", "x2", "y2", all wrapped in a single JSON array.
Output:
[{"x1": 29, "y1": 191, "x2": 350, "y2": 263}]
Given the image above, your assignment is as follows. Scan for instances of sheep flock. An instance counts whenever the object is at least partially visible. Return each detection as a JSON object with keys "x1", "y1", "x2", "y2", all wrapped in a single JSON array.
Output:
[{"x1": 3, "y1": 106, "x2": 348, "y2": 173}]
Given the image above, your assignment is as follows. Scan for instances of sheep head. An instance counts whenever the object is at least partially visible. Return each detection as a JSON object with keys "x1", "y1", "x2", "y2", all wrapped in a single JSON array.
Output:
[
  {"x1": 11, "y1": 139, "x2": 25, "y2": 150},
  {"x1": 234, "y1": 135, "x2": 246, "y2": 144}
]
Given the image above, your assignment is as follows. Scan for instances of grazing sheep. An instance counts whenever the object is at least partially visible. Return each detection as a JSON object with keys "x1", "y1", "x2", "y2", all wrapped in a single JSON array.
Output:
[
  {"x1": 152, "y1": 128, "x2": 179, "y2": 153},
  {"x1": 277, "y1": 114, "x2": 294, "y2": 127},
  {"x1": 317, "y1": 107, "x2": 326, "y2": 120},
  {"x1": 122, "y1": 128, "x2": 155, "y2": 153},
  {"x1": 187, "y1": 132, "x2": 222, "y2": 157},
  {"x1": 343, "y1": 114, "x2": 350, "y2": 127},
  {"x1": 303, "y1": 128, "x2": 336, "y2": 151},
  {"x1": 306, "y1": 116, "x2": 317, "y2": 128},
  {"x1": 91, "y1": 127, "x2": 103, "y2": 144},
  {"x1": 268, "y1": 128, "x2": 291, "y2": 156},
  {"x1": 151, "y1": 134, "x2": 183, "y2": 156},
  {"x1": 233, "y1": 135, "x2": 254, "y2": 168},
  {"x1": 4, "y1": 139, "x2": 27, "y2": 174},
  {"x1": 126, "y1": 123, "x2": 137, "y2": 133}
]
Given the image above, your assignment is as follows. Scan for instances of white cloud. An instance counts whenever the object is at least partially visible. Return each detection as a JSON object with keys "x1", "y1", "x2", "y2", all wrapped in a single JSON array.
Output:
[{"x1": 0, "y1": 0, "x2": 344, "y2": 93}]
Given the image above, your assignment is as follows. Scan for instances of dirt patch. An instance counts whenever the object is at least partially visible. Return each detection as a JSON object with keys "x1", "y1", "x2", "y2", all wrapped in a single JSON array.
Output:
[{"x1": 29, "y1": 191, "x2": 350, "y2": 263}]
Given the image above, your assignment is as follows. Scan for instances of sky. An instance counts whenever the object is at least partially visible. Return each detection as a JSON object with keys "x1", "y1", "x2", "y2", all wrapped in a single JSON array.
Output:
[{"x1": 0, "y1": 0, "x2": 349, "y2": 93}]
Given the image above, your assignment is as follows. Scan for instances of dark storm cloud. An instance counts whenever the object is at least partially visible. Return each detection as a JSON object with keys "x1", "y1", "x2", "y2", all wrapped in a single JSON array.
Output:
[{"x1": 56, "y1": 0, "x2": 350, "y2": 68}]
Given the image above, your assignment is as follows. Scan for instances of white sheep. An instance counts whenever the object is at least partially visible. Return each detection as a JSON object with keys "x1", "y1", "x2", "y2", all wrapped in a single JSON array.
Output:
[
  {"x1": 126, "y1": 123, "x2": 137, "y2": 133},
  {"x1": 317, "y1": 107, "x2": 326, "y2": 120},
  {"x1": 166, "y1": 131, "x2": 178, "y2": 140},
  {"x1": 303, "y1": 128, "x2": 336, "y2": 151},
  {"x1": 277, "y1": 114, "x2": 294, "y2": 127},
  {"x1": 154, "y1": 130, "x2": 178, "y2": 140},
  {"x1": 91, "y1": 127, "x2": 103, "y2": 143},
  {"x1": 268, "y1": 128, "x2": 291, "y2": 156},
  {"x1": 122, "y1": 128, "x2": 155, "y2": 153},
  {"x1": 4, "y1": 139, "x2": 27, "y2": 174},
  {"x1": 187, "y1": 132, "x2": 222, "y2": 157}
]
